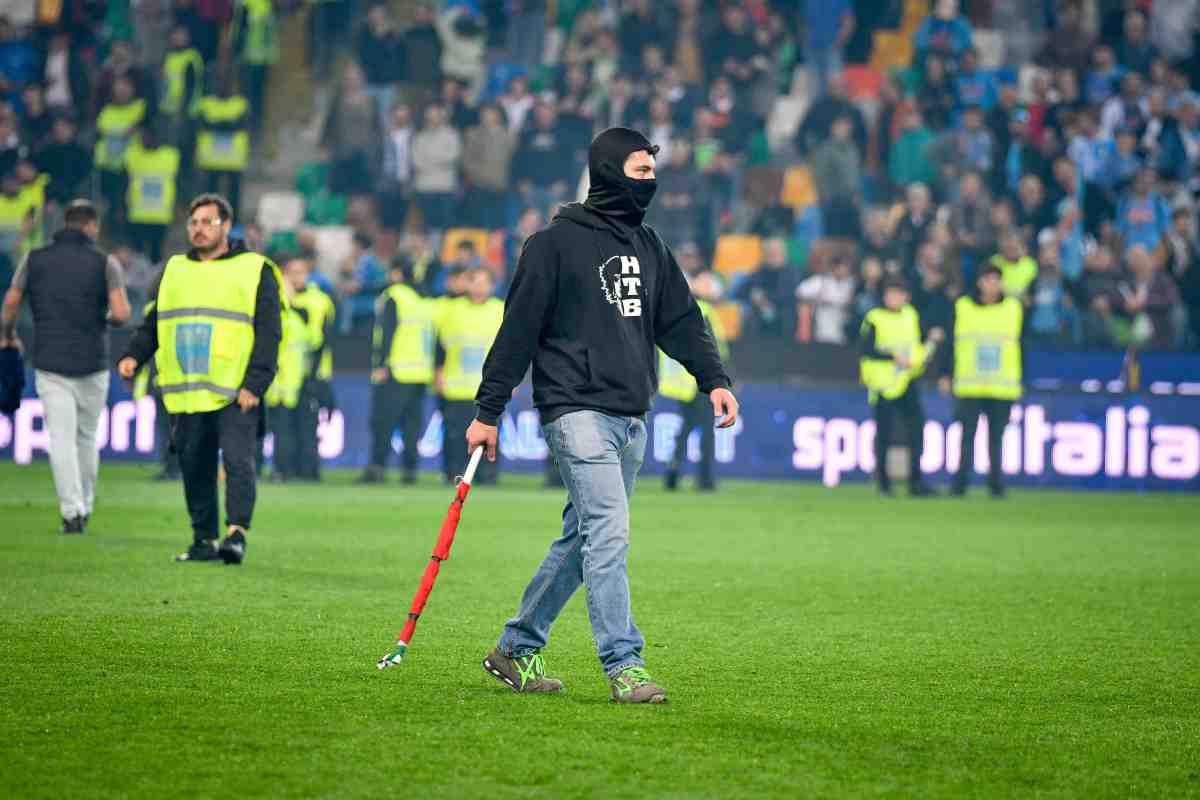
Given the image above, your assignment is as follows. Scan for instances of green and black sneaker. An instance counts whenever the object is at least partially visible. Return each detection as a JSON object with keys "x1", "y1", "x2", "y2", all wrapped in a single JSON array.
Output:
[
  {"x1": 610, "y1": 667, "x2": 667, "y2": 704},
  {"x1": 482, "y1": 648, "x2": 564, "y2": 693}
]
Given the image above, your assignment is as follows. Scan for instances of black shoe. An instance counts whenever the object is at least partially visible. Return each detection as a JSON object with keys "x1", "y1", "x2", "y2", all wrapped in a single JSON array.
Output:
[
  {"x1": 151, "y1": 470, "x2": 181, "y2": 482},
  {"x1": 219, "y1": 530, "x2": 247, "y2": 565},
  {"x1": 176, "y1": 540, "x2": 221, "y2": 562},
  {"x1": 909, "y1": 482, "x2": 938, "y2": 498},
  {"x1": 697, "y1": 479, "x2": 716, "y2": 492},
  {"x1": 878, "y1": 485, "x2": 894, "y2": 497},
  {"x1": 664, "y1": 470, "x2": 679, "y2": 491},
  {"x1": 989, "y1": 484, "x2": 1006, "y2": 499},
  {"x1": 62, "y1": 516, "x2": 84, "y2": 534},
  {"x1": 400, "y1": 471, "x2": 417, "y2": 485},
  {"x1": 355, "y1": 466, "x2": 385, "y2": 484},
  {"x1": 949, "y1": 484, "x2": 967, "y2": 497}
]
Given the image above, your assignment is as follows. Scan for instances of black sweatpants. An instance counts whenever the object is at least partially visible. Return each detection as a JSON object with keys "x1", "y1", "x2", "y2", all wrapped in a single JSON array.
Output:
[
  {"x1": 873, "y1": 385, "x2": 925, "y2": 492},
  {"x1": 954, "y1": 397, "x2": 1012, "y2": 492},
  {"x1": 442, "y1": 399, "x2": 497, "y2": 484},
  {"x1": 369, "y1": 380, "x2": 426, "y2": 475},
  {"x1": 294, "y1": 379, "x2": 323, "y2": 480},
  {"x1": 174, "y1": 403, "x2": 261, "y2": 543},
  {"x1": 668, "y1": 395, "x2": 715, "y2": 486},
  {"x1": 267, "y1": 404, "x2": 300, "y2": 478}
]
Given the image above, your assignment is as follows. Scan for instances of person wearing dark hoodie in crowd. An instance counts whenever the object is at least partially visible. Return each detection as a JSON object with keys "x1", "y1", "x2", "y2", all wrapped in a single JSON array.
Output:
[{"x1": 470, "y1": 127, "x2": 739, "y2": 704}]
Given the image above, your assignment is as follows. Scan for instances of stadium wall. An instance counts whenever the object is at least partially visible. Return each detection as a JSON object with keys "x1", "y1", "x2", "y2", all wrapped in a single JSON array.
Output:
[{"x1": 2, "y1": 378, "x2": 1198, "y2": 491}]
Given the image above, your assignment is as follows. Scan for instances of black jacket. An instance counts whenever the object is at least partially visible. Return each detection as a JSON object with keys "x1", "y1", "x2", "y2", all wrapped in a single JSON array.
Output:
[
  {"x1": 475, "y1": 203, "x2": 730, "y2": 425},
  {"x1": 122, "y1": 241, "x2": 282, "y2": 399},
  {"x1": 23, "y1": 229, "x2": 111, "y2": 376}
]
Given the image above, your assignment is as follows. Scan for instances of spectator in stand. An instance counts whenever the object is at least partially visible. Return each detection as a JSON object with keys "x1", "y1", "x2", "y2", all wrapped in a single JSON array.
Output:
[
  {"x1": 1068, "y1": 110, "x2": 1116, "y2": 187},
  {"x1": 704, "y1": 76, "x2": 755, "y2": 158},
  {"x1": 893, "y1": 182, "x2": 936, "y2": 270},
  {"x1": 890, "y1": 108, "x2": 937, "y2": 192},
  {"x1": 461, "y1": 103, "x2": 515, "y2": 230},
  {"x1": 1037, "y1": 0, "x2": 1094, "y2": 77},
  {"x1": 503, "y1": 206, "x2": 543, "y2": 278},
  {"x1": 507, "y1": 0, "x2": 546, "y2": 69},
  {"x1": 558, "y1": 63, "x2": 598, "y2": 141},
  {"x1": 951, "y1": 104, "x2": 994, "y2": 177},
  {"x1": 94, "y1": 40, "x2": 153, "y2": 118},
  {"x1": 1014, "y1": 174, "x2": 1053, "y2": 249},
  {"x1": 0, "y1": 16, "x2": 38, "y2": 107},
  {"x1": 653, "y1": 65, "x2": 700, "y2": 129},
  {"x1": 647, "y1": 139, "x2": 706, "y2": 250},
  {"x1": 733, "y1": 237, "x2": 800, "y2": 338},
  {"x1": 955, "y1": 48, "x2": 995, "y2": 112},
  {"x1": 617, "y1": 0, "x2": 665, "y2": 75},
  {"x1": 357, "y1": 2, "x2": 406, "y2": 131},
  {"x1": 914, "y1": 0, "x2": 974, "y2": 72},
  {"x1": 645, "y1": 98, "x2": 676, "y2": 166},
  {"x1": 1117, "y1": 9, "x2": 1158, "y2": 78},
  {"x1": 20, "y1": 84, "x2": 52, "y2": 149},
  {"x1": 989, "y1": 230, "x2": 1038, "y2": 301},
  {"x1": 917, "y1": 53, "x2": 957, "y2": 132},
  {"x1": 863, "y1": 208, "x2": 902, "y2": 273},
  {"x1": 848, "y1": 255, "x2": 885, "y2": 337},
  {"x1": 39, "y1": 31, "x2": 88, "y2": 115},
  {"x1": 36, "y1": 116, "x2": 90, "y2": 211},
  {"x1": 706, "y1": 4, "x2": 758, "y2": 85},
  {"x1": 1119, "y1": 243, "x2": 1180, "y2": 349},
  {"x1": 411, "y1": 103, "x2": 461, "y2": 233},
  {"x1": 513, "y1": 100, "x2": 573, "y2": 219},
  {"x1": 1078, "y1": 244, "x2": 1123, "y2": 347},
  {"x1": 402, "y1": 2, "x2": 443, "y2": 110},
  {"x1": 377, "y1": 104, "x2": 415, "y2": 232},
  {"x1": 438, "y1": 77, "x2": 478, "y2": 130},
  {"x1": 436, "y1": 4, "x2": 486, "y2": 99},
  {"x1": 797, "y1": 75, "x2": 868, "y2": 158},
  {"x1": 1160, "y1": 207, "x2": 1200, "y2": 346},
  {"x1": 1049, "y1": 156, "x2": 1112, "y2": 238},
  {"x1": 337, "y1": 232, "x2": 388, "y2": 334},
  {"x1": 1116, "y1": 167, "x2": 1170, "y2": 251},
  {"x1": 321, "y1": 63, "x2": 382, "y2": 198},
  {"x1": 1027, "y1": 233, "x2": 1078, "y2": 346},
  {"x1": 1150, "y1": 0, "x2": 1199, "y2": 65},
  {"x1": 1086, "y1": 45, "x2": 1124, "y2": 107},
  {"x1": 911, "y1": 243, "x2": 956, "y2": 336},
  {"x1": 671, "y1": 0, "x2": 705, "y2": 85},
  {"x1": 498, "y1": 74, "x2": 534, "y2": 136},
  {"x1": 811, "y1": 113, "x2": 863, "y2": 241},
  {"x1": 949, "y1": 170, "x2": 994, "y2": 281},
  {"x1": 692, "y1": 107, "x2": 737, "y2": 226},
  {"x1": 985, "y1": 79, "x2": 1017, "y2": 172},
  {"x1": 802, "y1": 0, "x2": 855, "y2": 97},
  {"x1": 1108, "y1": 127, "x2": 1143, "y2": 192},
  {"x1": 1101, "y1": 72, "x2": 1147, "y2": 140},
  {"x1": 796, "y1": 255, "x2": 856, "y2": 344}
]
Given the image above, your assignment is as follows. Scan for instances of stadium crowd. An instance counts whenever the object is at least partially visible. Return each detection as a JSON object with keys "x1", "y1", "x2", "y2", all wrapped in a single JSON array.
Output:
[{"x1": 0, "y1": 0, "x2": 1198, "y2": 354}]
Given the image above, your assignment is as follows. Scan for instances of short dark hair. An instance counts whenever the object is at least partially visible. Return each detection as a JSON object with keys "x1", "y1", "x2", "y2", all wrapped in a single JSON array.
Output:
[
  {"x1": 63, "y1": 199, "x2": 98, "y2": 228},
  {"x1": 881, "y1": 276, "x2": 909, "y2": 293},
  {"x1": 977, "y1": 263, "x2": 1003, "y2": 280},
  {"x1": 188, "y1": 193, "x2": 233, "y2": 222}
]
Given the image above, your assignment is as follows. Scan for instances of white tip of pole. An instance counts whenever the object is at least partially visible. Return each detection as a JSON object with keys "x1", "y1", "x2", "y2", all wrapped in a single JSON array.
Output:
[{"x1": 460, "y1": 446, "x2": 485, "y2": 486}]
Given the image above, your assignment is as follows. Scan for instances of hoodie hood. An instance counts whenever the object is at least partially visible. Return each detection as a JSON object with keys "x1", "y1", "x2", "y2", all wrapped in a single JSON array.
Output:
[
  {"x1": 553, "y1": 201, "x2": 639, "y2": 244},
  {"x1": 582, "y1": 127, "x2": 659, "y2": 229}
]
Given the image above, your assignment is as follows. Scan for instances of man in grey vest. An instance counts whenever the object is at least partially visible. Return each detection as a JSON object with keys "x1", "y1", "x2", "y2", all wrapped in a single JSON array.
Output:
[{"x1": 0, "y1": 200, "x2": 131, "y2": 533}]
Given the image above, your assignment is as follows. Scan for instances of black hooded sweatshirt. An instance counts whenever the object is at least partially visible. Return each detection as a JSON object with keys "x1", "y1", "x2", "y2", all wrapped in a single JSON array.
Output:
[{"x1": 475, "y1": 128, "x2": 731, "y2": 426}]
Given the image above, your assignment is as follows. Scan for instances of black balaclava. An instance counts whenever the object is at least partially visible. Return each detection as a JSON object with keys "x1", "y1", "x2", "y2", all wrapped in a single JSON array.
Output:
[{"x1": 584, "y1": 127, "x2": 660, "y2": 225}]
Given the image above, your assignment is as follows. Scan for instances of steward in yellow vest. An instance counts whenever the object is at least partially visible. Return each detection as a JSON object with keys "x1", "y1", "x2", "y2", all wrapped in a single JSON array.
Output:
[
  {"x1": 359, "y1": 263, "x2": 434, "y2": 484},
  {"x1": 94, "y1": 77, "x2": 146, "y2": 227},
  {"x1": 0, "y1": 172, "x2": 35, "y2": 264},
  {"x1": 232, "y1": 0, "x2": 280, "y2": 133},
  {"x1": 281, "y1": 255, "x2": 334, "y2": 481},
  {"x1": 264, "y1": 275, "x2": 311, "y2": 480},
  {"x1": 124, "y1": 127, "x2": 181, "y2": 263},
  {"x1": 15, "y1": 159, "x2": 49, "y2": 257},
  {"x1": 435, "y1": 266, "x2": 503, "y2": 484},
  {"x1": 859, "y1": 277, "x2": 942, "y2": 497},
  {"x1": 195, "y1": 82, "x2": 250, "y2": 216},
  {"x1": 989, "y1": 232, "x2": 1038, "y2": 300},
  {"x1": 658, "y1": 272, "x2": 729, "y2": 492},
  {"x1": 117, "y1": 193, "x2": 283, "y2": 564},
  {"x1": 941, "y1": 263, "x2": 1023, "y2": 498},
  {"x1": 160, "y1": 26, "x2": 204, "y2": 119}
]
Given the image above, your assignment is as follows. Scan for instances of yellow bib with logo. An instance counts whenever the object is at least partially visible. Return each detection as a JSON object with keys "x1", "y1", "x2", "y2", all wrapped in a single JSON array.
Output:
[
  {"x1": 436, "y1": 296, "x2": 504, "y2": 401},
  {"x1": 859, "y1": 305, "x2": 925, "y2": 403},
  {"x1": 953, "y1": 296, "x2": 1022, "y2": 400},
  {"x1": 379, "y1": 283, "x2": 434, "y2": 384}
]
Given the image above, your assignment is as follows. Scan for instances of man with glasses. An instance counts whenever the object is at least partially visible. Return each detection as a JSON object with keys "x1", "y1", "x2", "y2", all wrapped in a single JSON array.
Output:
[{"x1": 117, "y1": 193, "x2": 283, "y2": 564}]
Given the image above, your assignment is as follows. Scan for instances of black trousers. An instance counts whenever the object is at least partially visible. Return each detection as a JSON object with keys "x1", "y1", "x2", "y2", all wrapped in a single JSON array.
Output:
[
  {"x1": 206, "y1": 171, "x2": 243, "y2": 219},
  {"x1": 873, "y1": 384, "x2": 925, "y2": 491},
  {"x1": 442, "y1": 399, "x2": 497, "y2": 484},
  {"x1": 668, "y1": 395, "x2": 715, "y2": 486},
  {"x1": 954, "y1": 397, "x2": 1012, "y2": 491},
  {"x1": 128, "y1": 223, "x2": 166, "y2": 264},
  {"x1": 174, "y1": 403, "x2": 261, "y2": 542},
  {"x1": 369, "y1": 380, "x2": 425, "y2": 474},
  {"x1": 294, "y1": 379, "x2": 323, "y2": 480},
  {"x1": 154, "y1": 393, "x2": 179, "y2": 476},
  {"x1": 267, "y1": 403, "x2": 301, "y2": 478}
]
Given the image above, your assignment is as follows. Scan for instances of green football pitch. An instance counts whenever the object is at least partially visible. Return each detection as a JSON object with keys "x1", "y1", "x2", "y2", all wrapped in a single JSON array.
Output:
[{"x1": 2, "y1": 463, "x2": 1197, "y2": 799}]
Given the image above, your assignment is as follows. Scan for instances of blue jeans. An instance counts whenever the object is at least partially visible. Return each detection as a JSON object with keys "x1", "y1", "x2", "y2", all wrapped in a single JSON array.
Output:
[{"x1": 498, "y1": 410, "x2": 648, "y2": 677}]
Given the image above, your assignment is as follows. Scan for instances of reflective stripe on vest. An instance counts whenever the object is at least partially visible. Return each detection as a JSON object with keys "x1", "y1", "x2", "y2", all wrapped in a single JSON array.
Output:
[
  {"x1": 125, "y1": 142, "x2": 181, "y2": 225},
  {"x1": 953, "y1": 296, "x2": 1023, "y2": 400},
  {"x1": 291, "y1": 285, "x2": 335, "y2": 379},
  {"x1": 266, "y1": 308, "x2": 309, "y2": 408},
  {"x1": 859, "y1": 305, "x2": 924, "y2": 403},
  {"x1": 436, "y1": 296, "x2": 503, "y2": 401},
  {"x1": 382, "y1": 284, "x2": 434, "y2": 383},
  {"x1": 238, "y1": 0, "x2": 280, "y2": 65},
  {"x1": 94, "y1": 100, "x2": 147, "y2": 171},
  {"x1": 155, "y1": 252, "x2": 283, "y2": 414},
  {"x1": 195, "y1": 95, "x2": 251, "y2": 171}
]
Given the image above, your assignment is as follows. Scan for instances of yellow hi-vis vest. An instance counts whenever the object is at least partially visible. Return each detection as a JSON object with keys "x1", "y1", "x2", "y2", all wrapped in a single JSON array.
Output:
[
  {"x1": 124, "y1": 140, "x2": 181, "y2": 225},
  {"x1": 133, "y1": 301, "x2": 156, "y2": 400},
  {"x1": 290, "y1": 284, "x2": 336, "y2": 380},
  {"x1": 658, "y1": 299, "x2": 729, "y2": 402},
  {"x1": 378, "y1": 283, "x2": 434, "y2": 383},
  {"x1": 0, "y1": 189, "x2": 34, "y2": 258},
  {"x1": 988, "y1": 254, "x2": 1038, "y2": 299},
  {"x1": 860, "y1": 305, "x2": 926, "y2": 404},
  {"x1": 953, "y1": 296, "x2": 1023, "y2": 400},
  {"x1": 436, "y1": 296, "x2": 504, "y2": 401},
  {"x1": 155, "y1": 252, "x2": 285, "y2": 414},
  {"x1": 194, "y1": 95, "x2": 250, "y2": 172},
  {"x1": 235, "y1": 0, "x2": 280, "y2": 66},
  {"x1": 17, "y1": 173, "x2": 48, "y2": 255},
  {"x1": 94, "y1": 100, "x2": 147, "y2": 171},
  {"x1": 266, "y1": 307, "x2": 309, "y2": 408},
  {"x1": 160, "y1": 47, "x2": 204, "y2": 116}
]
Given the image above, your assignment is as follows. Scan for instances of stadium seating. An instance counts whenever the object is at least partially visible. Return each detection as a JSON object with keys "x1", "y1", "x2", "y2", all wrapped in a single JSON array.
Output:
[
  {"x1": 843, "y1": 65, "x2": 884, "y2": 101},
  {"x1": 973, "y1": 29, "x2": 1005, "y2": 69},
  {"x1": 256, "y1": 191, "x2": 305, "y2": 235},
  {"x1": 713, "y1": 234, "x2": 763, "y2": 278},
  {"x1": 310, "y1": 226, "x2": 355, "y2": 275},
  {"x1": 713, "y1": 302, "x2": 742, "y2": 341},
  {"x1": 780, "y1": 166, "x2": 818, "y2": 211},
  {"x1": 440, "y1": 227, "x2": 491, "y2": 264},
  {"x1": 871, "y1": 31, "x2": 914, "y2": 73}
]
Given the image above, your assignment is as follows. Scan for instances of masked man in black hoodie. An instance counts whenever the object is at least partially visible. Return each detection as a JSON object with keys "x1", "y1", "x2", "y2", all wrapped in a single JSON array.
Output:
[{"x1": 470, "y1": 128, "x2": 739, "y2": 704}]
